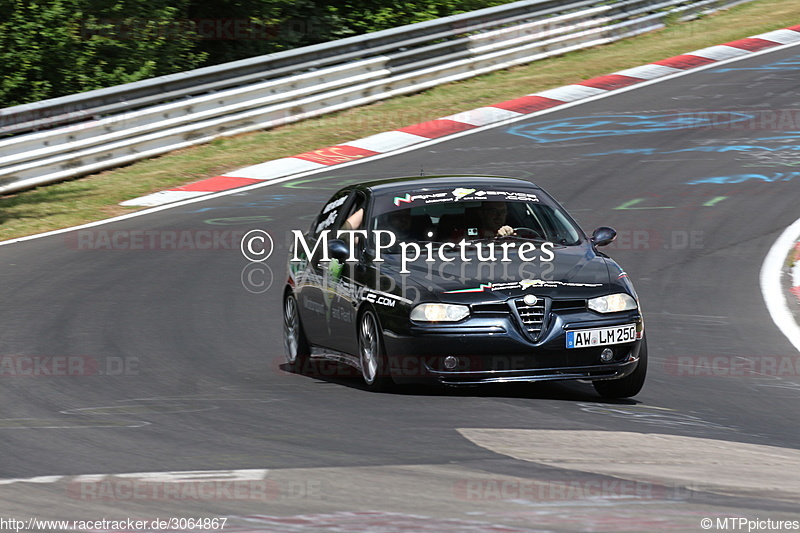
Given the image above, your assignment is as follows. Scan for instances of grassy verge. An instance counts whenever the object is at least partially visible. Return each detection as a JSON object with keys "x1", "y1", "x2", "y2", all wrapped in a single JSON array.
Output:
[{"x1": 2, "y1": 0, "x2": 799, "y2": 241}]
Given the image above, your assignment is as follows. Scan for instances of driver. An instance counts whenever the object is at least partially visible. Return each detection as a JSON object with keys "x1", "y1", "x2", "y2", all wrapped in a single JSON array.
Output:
[
  {"x1": 385, "y1": 209, "x2": 415, "y2": 241},
  {"x1": 439, "y1": 201, "x2": 515, "y2": 241},
  {"x1": 474, "y1": 201, "x2": 513, "y2": 238}
]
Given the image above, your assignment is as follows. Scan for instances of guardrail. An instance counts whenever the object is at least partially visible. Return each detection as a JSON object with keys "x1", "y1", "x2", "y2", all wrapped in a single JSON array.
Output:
[{"x1": 0, "y1": 0, "x2": 752, "y2": 195}]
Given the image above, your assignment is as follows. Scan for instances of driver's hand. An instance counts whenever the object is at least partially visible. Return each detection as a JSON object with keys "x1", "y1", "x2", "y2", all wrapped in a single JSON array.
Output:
[{"x1": 496, "y1": 225, "x2": 514, "y2": 237}]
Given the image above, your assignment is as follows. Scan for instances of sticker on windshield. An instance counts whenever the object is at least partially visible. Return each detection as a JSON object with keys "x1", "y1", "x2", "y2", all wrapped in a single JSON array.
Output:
[
  {"x1": 393, "y1": 189, "x2": 539, "y2": 207},
  {"x1": 444, "y1": 279, "x2": 602, "y2": 294},
  {"x1": 452, "y1": 188, "x2": 476, "y2": 200}
]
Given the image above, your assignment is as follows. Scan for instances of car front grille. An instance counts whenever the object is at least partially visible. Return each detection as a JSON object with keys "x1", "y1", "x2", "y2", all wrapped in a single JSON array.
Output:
[{"x1": 513, "y1": 297, "x2": 548, "y2": 341}]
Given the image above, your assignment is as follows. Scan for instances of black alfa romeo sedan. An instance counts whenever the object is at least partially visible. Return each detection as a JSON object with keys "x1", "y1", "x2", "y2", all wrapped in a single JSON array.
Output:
[{"x1": 283, "y1": 175, "x2": 646, "y2": 398}]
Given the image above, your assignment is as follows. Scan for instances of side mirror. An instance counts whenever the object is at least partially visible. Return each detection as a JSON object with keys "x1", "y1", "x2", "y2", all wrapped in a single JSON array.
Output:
[
  {"x1": 327, "y1": 239, "x2": 350, "y2": 261},
  {"x1": 591, "y1": 226, "x2": 616, "y2": 247}
]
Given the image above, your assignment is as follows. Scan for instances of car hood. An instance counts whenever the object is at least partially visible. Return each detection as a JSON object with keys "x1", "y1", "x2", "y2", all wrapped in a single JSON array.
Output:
[{"x1": 375, "y1": 244, "x2": 616, "y2": 303}]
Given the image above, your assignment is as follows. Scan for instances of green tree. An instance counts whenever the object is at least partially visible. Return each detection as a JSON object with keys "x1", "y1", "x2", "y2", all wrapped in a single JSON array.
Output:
[
  {"x1": 0, "y1": 0, "x2": 206, "y2": 108},
  {"x1": 329, "y1": 0, "x2": 514, "y2": 34},
  {"x1": 0, "y1": 0, "x2": 520, "y2": 108}
]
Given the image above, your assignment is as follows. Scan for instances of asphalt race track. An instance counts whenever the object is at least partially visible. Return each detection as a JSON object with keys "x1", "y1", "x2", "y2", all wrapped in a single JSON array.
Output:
[{"x1": 1, "y1": 44, "x2": 800, "y2": 532}]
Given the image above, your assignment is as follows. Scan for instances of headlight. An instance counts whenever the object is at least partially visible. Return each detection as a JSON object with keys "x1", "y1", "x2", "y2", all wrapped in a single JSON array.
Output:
[
  {"x1": 588, "y1": 293, "x2": 638, "y2": 313},
  {"x1": 410, "y1": 303, "x2": 469, "y2": 322}
]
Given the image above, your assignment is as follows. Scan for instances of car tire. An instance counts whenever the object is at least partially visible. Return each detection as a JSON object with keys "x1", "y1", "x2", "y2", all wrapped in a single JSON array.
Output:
[
  {"x1": 358, "y1": 309, "x2": 394, "y2": 392},
  {"x1": 593, "y1": 335, "x2": 648, "y2": 399},
  {"x1": 284, "y1": 293, "x2": 310, "y2": 372}
]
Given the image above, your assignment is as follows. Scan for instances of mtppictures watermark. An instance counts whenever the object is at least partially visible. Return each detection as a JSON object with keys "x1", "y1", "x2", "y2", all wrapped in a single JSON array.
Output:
[{"x1": 289, "y1": 229, "x2": 555, "y2": 273}]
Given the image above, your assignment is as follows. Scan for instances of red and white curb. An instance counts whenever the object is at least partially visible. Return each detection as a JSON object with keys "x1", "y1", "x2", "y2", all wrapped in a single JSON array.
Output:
[
  {"x1": 761, "y1": 215, "x2": 800, "y2": 355},
  {"x1": 121, "y1": 26, "x2": 800, "y2": 207}
]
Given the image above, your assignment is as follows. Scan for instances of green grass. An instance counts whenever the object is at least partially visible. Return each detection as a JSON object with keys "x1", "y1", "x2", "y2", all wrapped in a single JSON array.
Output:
[{"x1": 2, "y1": 0, "x2": 799, "y2": 241}]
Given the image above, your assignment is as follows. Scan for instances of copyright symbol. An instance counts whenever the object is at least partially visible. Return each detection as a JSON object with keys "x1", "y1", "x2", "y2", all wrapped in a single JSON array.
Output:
[
  {"x1": 701, "y1": 518, "x2": 712, "y2": 529},
  {"x1": 241, "y1": 229, "x2": 273, "y2": 262},
  {"x1": 241, "y1": 262, "x2": 274, "y2": 294}
]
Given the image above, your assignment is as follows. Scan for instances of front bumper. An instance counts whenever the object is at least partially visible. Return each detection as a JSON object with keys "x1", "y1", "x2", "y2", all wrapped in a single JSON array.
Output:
[{"x1": 382, "y1": 309, "x2": 643, "y2": 385}]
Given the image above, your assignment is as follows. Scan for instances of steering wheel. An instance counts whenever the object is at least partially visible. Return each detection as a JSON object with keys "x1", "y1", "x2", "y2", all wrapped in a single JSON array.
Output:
[{"x1": 511, "y1": 227, "x2": 543, "y2": 240}]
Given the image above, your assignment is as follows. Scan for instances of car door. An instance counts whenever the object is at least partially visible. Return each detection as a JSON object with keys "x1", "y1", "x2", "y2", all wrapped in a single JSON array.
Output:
[
  {"x1": 324, "y1": 190, "x2": 368, "y2": 356},
  {"x1": 292, "y1": 188, "x2": 354, "y2": 347}
]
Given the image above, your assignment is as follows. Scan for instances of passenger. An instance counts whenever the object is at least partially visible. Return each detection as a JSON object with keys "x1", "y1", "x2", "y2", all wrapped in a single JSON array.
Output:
[{"x1": 342, "y1": 208, "x2": 363, "y2": 231}]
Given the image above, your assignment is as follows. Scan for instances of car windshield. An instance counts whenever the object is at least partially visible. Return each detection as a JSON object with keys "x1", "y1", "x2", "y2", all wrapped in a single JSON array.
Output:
[{"x1": 371, "y1": 194, "x2": 583, "y2": 247}]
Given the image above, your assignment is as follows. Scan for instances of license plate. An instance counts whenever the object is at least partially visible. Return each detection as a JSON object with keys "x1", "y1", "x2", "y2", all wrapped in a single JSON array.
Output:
[{"x1": 566, "y1": 324, "x2": 636, "y2": 349}]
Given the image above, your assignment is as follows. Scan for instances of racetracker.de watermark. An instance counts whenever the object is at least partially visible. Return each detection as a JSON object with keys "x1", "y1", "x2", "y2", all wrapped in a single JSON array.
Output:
[
  {"x1": 674, "y1": 110, "x2": 800, "y2": 131},
  {"x1": 76, "y1": 18, "x2": 320, "y2": 40},
  {"x1": 67, "y1": 229, "x2": 248, "y2": 251},
  {"x1": 665, "y1": 355, "x2": 800, "y2": 377},
  {"x1": 67, "y1": 470, "x2": 321, "y2": 501},
  {"x1": 68, "y1": 479, "x2": 280, "y2": 501},
  {"x1": 453, "y1": 478, "x2": 696, "y2": 501},
  {"x1": 273, "y1": 352, "x2": 624, "y2": 380},
  {"x1": 604, "y1": 230, "x2": 704, "y2": 251},
  {"x1": 0, "y1": 356, "x2": 139, "y2": 377}
]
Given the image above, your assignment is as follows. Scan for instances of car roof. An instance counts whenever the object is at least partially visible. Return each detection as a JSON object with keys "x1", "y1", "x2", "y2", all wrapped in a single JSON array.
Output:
[{"x1": 356, "y1": 175, "x2": 541, "y2": 195}]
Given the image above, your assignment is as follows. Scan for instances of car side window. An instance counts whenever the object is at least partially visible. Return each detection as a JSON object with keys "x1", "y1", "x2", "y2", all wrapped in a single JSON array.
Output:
[
  {"x1": 341, "y1": 193, "x2": 366, "y2": 232},
  {"x1": 337, "y1": 192, "x2": 367, "y2": 250},
  {"x1": 310, "y1": 190, "x2": 352, "y2": 239}
]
